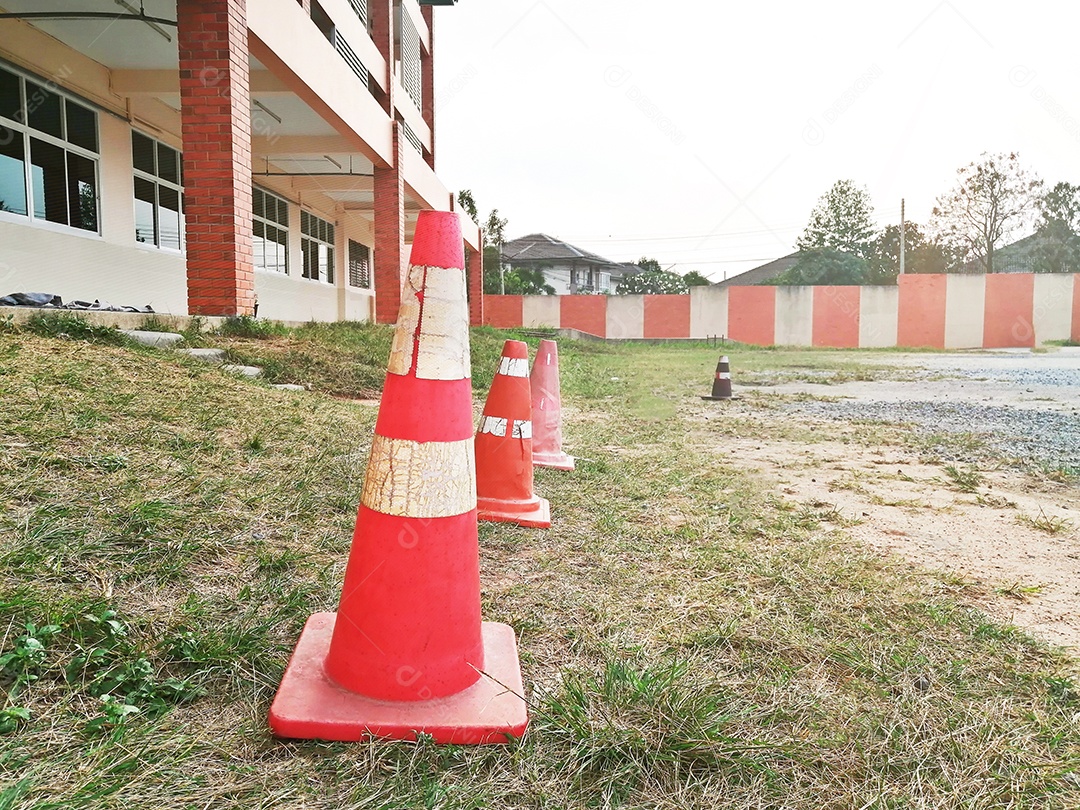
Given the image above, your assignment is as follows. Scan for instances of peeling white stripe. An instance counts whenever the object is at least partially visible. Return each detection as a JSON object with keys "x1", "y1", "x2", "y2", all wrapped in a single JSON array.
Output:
[
  {"x1": 498, "y1": 356, "x2": 530, "y2": 378},
  {"x1": 479, "y1": 416, "x2": 508, "y2": 437},
  {"x1": 361, "y1": 434, "x2": 476, "y2": 518},
  {"x1": 512, "y1": 420, "x2": 532, "y2": 439},
  {"x1": 387, "y1": 264, "x2": 471, "y2": 381}
]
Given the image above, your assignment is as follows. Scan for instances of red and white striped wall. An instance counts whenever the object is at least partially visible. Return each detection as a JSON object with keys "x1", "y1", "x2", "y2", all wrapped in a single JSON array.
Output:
[{"x1": 482, "y1": 273, "x2": 1080, "y2": 348}]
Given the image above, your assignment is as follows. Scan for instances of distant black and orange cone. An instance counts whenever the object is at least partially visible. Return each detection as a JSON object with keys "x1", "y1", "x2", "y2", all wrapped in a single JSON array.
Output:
[
  {"x1": 268, "y1": 210, "x2": 527, "y2": 745},
  {"x1": 475, "y1": 340, "x2": 552, "y2": 528},
  {"x1": 700, "y1": 354, "x2": 734, "y2": 401},
  {"x1": 529, "y1": 339, "x2": 575, "y2": 471}
]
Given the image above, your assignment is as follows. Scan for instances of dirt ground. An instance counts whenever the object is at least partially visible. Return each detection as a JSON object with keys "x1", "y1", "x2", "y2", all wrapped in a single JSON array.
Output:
[{"x1": 700, "y1": 349, "x2": 1080, "y2": 653}]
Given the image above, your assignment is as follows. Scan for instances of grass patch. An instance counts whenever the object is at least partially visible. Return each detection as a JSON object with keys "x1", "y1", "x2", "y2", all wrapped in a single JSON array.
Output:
[{"x1": 0, "y1": 330, "x2": 1077, "y2": 807}]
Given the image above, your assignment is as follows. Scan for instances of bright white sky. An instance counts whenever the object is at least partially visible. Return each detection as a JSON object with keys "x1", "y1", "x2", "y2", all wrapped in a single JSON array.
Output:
[{"x1": 433, "y1": 2, "x2": 1079, "y2": 281}]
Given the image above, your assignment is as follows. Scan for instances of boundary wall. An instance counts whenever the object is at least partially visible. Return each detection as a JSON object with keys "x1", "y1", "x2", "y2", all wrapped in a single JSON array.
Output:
[{"x1": 483, "y1": 274, "x2": 1080, "y2": 348}]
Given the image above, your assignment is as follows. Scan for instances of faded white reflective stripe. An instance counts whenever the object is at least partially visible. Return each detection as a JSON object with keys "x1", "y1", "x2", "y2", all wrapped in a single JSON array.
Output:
[
  {"x1": 715, "y1": 372, "x2": 731, "y2": 379},
  {"x1": 361, "y1": 434, "x2": 476, "y2": 518},
  {"x1": 512, "y1": 420, "x2": 532, "y2": 439},
  {"x1": 479, "y1": 416, "x2": 508, "y2": 437},
  {"x1": 387, "y1": 264, "x2": 471, "y2": 381},
  {"x1": 498, "y1": 356, "x2": 529, "y2": 377}
]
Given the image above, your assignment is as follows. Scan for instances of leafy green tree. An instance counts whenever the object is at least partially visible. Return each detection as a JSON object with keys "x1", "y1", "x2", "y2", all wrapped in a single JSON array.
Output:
[
  {"x1": 482, "y1": 209, "x2": 509, "y2": 293},
  {"x1": 682, "y1": 270, "x2": 711, "y2": 286},
  {"x1": 635, "y1": 257, "x2": 662, "y2": 273},
  {"x1": 796, "y1": 180, "x2": 876, "y2": 259},
  {"x1": 767, "y1": 249, "x2": 869, "y2": 285},
  {"x1": 929, "y1": 152, "x2": 1042, "y2": 273},
  {"x1": 868, "y1": 222, "x2": 962, "y2": 281},
  {"x1": 503, "y1": 267, "x2": 555, "y2": 295},
  {"x1": 617, "y1": 269, "x2": 688, "y2": 294},
  {"x1": 456, "y1": 189, "x2": 478, "y2": 223},
  {"x1": 1031, "y1": 181, "x2": 1080, "y2": 274}
]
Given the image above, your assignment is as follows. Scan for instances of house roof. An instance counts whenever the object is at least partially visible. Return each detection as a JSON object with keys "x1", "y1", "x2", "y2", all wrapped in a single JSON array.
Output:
[
  {"x1": 713, "y1": 252, "x2": 801, "y2": 287},
  {"x1": 501, "y1": 234, "x2": 621, "y2": 267}
]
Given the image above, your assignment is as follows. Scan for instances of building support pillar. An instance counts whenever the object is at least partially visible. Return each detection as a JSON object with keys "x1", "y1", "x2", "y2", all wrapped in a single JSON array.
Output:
[
  {"x1": 374, "y1": 122, "x2": 406, "y2": 324},
  {"x1": 178, "y1": 0, "x2": 254, "y2": 316},
  {"x1": 467, "y1": 245, "x2": 483, "y2": 326}
]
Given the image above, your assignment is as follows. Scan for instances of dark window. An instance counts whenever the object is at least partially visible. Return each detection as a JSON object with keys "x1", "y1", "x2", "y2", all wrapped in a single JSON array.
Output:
[
  {"x1": 300, "y1": 210, "x2": 335, "y2": 283},
  {"x1": 158, "y1": 185, "x2": 181, "y2": 250},
  {"x1": 134, "y1": 176, "x2": 155, "y2": 244},
  {"x1": 0, "y1": 134, "x2": 27, "y2": 216},
  {"x1": 26, "y1": 81, "x2": 62, "y2": 139},
  {"x1": 348, "y1": 240, "x2": 370, "y2": 288},
  {"x1": 132, "y1": 131, "x2": 183, "y2": 249},
  {"x1": 157, "y1": 140, "x2": 179, "y2": 184},
  {"x1": 132, "y1": 131, "x2": 155, "y2": 175},
  {"x1": 65, "y1": 100, "x2": 97, "y2": 152},
  {"x1": 0, "y1": 67, "x2": 20, "y2": 121},
  {"x1": 66, "y1": 151, "x2": 97, "y2": 232},
  {"x1": 30, "y1": 137, "x2": 67, "y2": 224},
  {"x1": 253, "y1": 187, "x2": 289, "y2": 274}
]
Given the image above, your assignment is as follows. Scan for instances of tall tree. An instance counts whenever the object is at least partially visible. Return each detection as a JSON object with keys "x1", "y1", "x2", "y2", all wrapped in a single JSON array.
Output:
[
  {"x1": 482, "y1": 209, "x2": 509, "y2": 293},
  {"x1": 682, "y1": 270, "x2": 711, "y2": 286},
  {"x1": 635, "y1": 257, "x2": 662, "y2": 273},
  {"x1": 1031, "y1": 181, "x2": 1080, "y2": 274},
  {"x1": 868, "y1": 222, "x2": 962, "y2": 281},
  {"x1": 767, "y1": 248, "x2": 869, "y2": 285},
  {"x1": 796, "y1": 180, "x2": 876, "y2": 259},
  {"x1": 456, "y1": 189, "x2": 478, "y2": 223},
  {"x1": 929, "y1": 152, "x2": 1043, "y2": 274}
]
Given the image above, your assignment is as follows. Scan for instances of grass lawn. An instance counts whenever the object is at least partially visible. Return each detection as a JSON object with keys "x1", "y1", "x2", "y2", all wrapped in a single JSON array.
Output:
[{"x1": 0, "y1": 317, "x2": 1076, "y2": 808}]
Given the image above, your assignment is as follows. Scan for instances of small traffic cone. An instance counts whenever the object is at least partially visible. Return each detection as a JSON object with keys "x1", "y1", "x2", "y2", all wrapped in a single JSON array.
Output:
[
  {"x1": 268, "y1": 210, "x2": 527, "y2": 744},
  {"x1": 475, "y1": 340, "x2": 552, "y2": 528},
  {"x1": 529, "y1": 339, "x2": 574, "y2": 471},
  {"x1": 700, "y1": 355, "x2": 734, "y2": 400}
]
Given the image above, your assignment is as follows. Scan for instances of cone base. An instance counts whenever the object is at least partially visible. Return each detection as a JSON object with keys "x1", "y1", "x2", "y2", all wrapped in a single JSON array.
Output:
[
  {"x1": 700, "y1": 395, "x2": 736, "y2": 401},
  {"x1": 477, "y1": 496, "x2": 551, "y2": 529},
  {"x1": 269, "y1": 614, "x2": 528, "y2": 744},
  {"x1": 533, "y1": 451, "x2": 575, "y2": 471}
]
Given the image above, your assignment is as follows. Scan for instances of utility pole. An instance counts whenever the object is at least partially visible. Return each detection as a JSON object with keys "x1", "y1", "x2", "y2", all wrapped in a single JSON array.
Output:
[{"x1": 899, "y1": 198, "x2": 906, "y2": 276}]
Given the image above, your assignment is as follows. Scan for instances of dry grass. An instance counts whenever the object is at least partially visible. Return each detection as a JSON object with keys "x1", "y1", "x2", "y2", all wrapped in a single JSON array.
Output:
[{"x1": 0, "y1": 325, "x2": 1077, "y2": 808}]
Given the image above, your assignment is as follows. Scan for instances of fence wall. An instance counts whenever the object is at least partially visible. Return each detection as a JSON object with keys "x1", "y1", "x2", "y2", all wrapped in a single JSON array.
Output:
[{"x1": 482, "y1": 274, "x2": 1080, "y2": 348}]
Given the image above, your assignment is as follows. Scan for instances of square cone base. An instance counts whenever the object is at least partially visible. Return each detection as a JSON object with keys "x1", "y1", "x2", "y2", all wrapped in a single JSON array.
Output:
[
  {"x1": 700, "y1": 395, "x2": 736, "y2": 401},
  {"x1": 533, "y1": 453, "x2": 575, "y2": 472},
  {"x1": 269, "y1": 614, "x2": 528, "y2": 744},
  {"x1": 477, "y1": 496, "x2": 551, "y2": 529}
]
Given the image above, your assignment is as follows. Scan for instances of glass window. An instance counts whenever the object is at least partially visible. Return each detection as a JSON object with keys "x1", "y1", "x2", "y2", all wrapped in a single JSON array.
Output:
[
  {"x1": 253, "y1": 187, "x2": 289, "y2": 274},
  {"x1": 132, "y1": 131, "x2": 184, "y2": 250},
  {"x1": 348, "y1": 240, "x2": 370, "y2": 288},
  {"x1": 26, "y1": 81, "x2": 63, "y2": 139},
  {"x1": 0, "y1": 134, "x2": 27, "y2": 216},
  {"x1": 0, "y1": 67, "x2": 20, "y2": 122},
  {"x1": 0, "y1": 65, "x2": 99, "y2": 233},
  {"x1": 300, "y1": 210, "x2": 335, "y2": 283},
  {"x1": 65, "y1": 100, "x2": 98, "y2": 153}
]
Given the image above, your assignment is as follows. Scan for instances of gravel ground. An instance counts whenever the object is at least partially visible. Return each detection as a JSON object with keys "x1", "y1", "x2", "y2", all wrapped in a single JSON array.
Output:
[{"x1": 775, "y1": 348, "x2": 1080, "y2": 474}]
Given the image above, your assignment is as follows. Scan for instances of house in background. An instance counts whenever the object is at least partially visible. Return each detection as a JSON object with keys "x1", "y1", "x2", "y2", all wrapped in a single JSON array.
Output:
[
  {"x1": 712, "y1": 252, "x2": 800, "y2": 287},
  {"x1": 500, "y1": 233, "x2": 634, "y2": 294},
  {"x1": 0, "y1": 0, "x2": 480, "y2": 324}
]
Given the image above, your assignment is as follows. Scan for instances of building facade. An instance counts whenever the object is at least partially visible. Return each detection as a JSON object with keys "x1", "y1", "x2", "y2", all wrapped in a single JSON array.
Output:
[
  {"x1": 0, "y1": 0, "x2": 483, "y2": 325},
  {"x1": 500, "y1": 233, "x2": 633, "y2": 295}
]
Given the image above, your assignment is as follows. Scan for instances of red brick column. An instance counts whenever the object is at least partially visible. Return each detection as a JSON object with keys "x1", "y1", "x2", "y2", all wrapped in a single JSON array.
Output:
[
  {"x1": 374, "y1": 123, "x2": 405, "y2": 324},
  {"x1": 467, "y1": 246, "x2": 483, "y2": 326},
  {"x1": 421, "y1": 5, "x2": 435, "y2": 169},
  {"x1": 178, "y1": 0, "x2": 254, "y2": 317}
]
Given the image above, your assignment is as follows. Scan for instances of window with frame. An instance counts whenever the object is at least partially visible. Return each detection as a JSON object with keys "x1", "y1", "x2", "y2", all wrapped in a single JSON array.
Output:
[
  {"x1": 132, "y1": 131, "x2": 183, "y2": 250},
  {"x1": 253, "y1": 187, "x2": 289, "y2": 274},
  {"x1": 348, "y1": 239, "x2": 371, "y2": 288},
  {"x1": 301, "y1": 210, "x2": 335, "y2": 283},
  {"x1": 0, "y1": 63, "x2": 99, "y2": 232}
]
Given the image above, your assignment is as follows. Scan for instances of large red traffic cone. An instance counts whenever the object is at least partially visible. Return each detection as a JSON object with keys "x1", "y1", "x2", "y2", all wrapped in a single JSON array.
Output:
[
  {"x1": 700, "y1": 355, "x2": 733, "y2": 401},
  {"x1": 268, "y1": 210, "x2": 528, "y2": 744},
  {"x1": 475, "y1": 340, "x2": 551, "y2": 528},
  {"x1": 529, "y1": 339, "x2": 575, "y2": 471}
]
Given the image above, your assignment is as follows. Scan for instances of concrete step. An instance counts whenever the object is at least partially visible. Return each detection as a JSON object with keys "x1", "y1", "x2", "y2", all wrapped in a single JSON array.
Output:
[
  {"x1": 177, "y1": 348, "x2": 226, "y2": 364},
  {"x1": 222, "y1": 364, "x2": 263, "y2": 378},
  {"x1": 121, "y1": 329, "x2": 184, "y2": 348}
]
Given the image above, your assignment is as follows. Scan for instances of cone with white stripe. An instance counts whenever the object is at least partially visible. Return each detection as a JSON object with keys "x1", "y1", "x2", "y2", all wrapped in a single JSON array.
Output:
[
  {"x1": 268, "y1": 210, "x2": 528, "y2": 744},
  {"x1": 530, "y1": 339, "x2": 575, "y2": 471},
  {"x1": 701, "y1": 354, "x2": 733, "y2": 401},
  {"x1": 475, "y1": 340, "x2": 552, "y2": 528}
]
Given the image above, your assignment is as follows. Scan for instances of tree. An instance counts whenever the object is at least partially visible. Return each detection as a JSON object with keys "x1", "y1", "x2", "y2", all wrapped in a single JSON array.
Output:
[
  {"x1": 1031, "y1": 181, "x2": 1080, "y2": 274},
  {"x1": 929, "y1": 152, "x2": 1043, "y2": 274},
  {"x1": 682, "y1": 270, "x2": 711, "y2": 286},
  {"x1": 616, "y1": 268, "x2": 688, "y2": 294},
  {"x1": 456, "y1": 189, "x2": 478, "y2": 223},
  {"x1": 503, "y1": 267, "x2": 555, "y2": 295},
  {"x1": 867, "y1": 222, "x2": 962, "y2": 281},
  {"x1": 635, "y1": 257, "x2": 662, "y2": 273},
  {"x1": 482, "y1": 209, "x2": 509, "y2": 294},
  {"x1": 796, "y1": 180, "x2": 876, "y2": 259},
  {"x1": 767, "y1": 248, "x2": 869, "y2": 285}
]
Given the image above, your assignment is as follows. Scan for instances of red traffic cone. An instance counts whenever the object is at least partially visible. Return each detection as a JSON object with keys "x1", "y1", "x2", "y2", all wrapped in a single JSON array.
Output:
[
  {"x1": 268, "y1": 210, "x2": 528, "y2": 744},
  {"x1": 700, "y1": 354, "x2": 733, "y2": 401},
  {"x1": 529, "y1": 339, "x2": 575, "y2": 471},
  {"x1": 475, "y1": 340, "x2": 552, "y2": 528}
]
